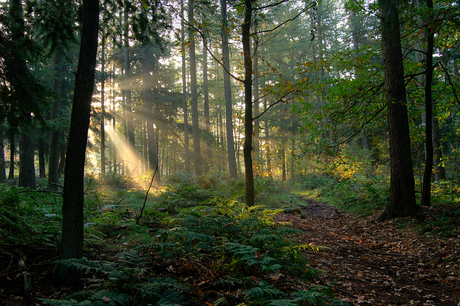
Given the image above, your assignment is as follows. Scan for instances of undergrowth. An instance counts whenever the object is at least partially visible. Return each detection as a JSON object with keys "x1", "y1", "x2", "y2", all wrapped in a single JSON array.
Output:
[{"x1": 37, "y1": 173, "x2": 347, "y2": 306}]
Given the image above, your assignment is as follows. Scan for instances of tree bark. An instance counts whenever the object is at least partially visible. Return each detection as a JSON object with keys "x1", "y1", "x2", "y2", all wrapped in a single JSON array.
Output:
[
  {"x1": 100, "y1": 29, "x2": 106, "y2": 177},
  {"x1": 19, "y1": 129, "x2": 36, "y2": 189},
  {"x1": 189, "y1": 0, "x2": 201, "y2": 175},
  {"x1": 8, "y1": 128, "x2": 15, "y2": 180},
  {"x1": 142, "y1": 40, "x2": 159, "y2": 182},
  {"x1": 0, "y1": 123, "x2": 6, "y2": 182},
  {"x1": 181, "y1": 0, "x2": 190, "y2": 173},
  {"x1": 48, "y1": 50, "x2": 63, "y2": 190},
  {"x1": 124, "y1": 0, "x2": 135, "y2": 148},
  {"x1": 221, "y1": 0, "x2": 237, "y2": 178},
  {"x1": 421, "y1": 0, "x2": 434, "y2": 207},
  {"x1": 203, "y1": 33, "x2": 212, "y2": 169},
  {"x1": 61, "y1": 0, "x2": 99, "y2": 260},
  {"x1": 243, "y1": 0, "x2": 254, "y2": 206},
  {"x1": 378, "y1": 0, "x2": 418, "y2": 219}
]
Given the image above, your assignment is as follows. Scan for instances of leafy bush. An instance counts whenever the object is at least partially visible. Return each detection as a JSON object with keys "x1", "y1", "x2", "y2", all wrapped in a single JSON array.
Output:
[{"x1": 319, "y1": 175, "x2": 389, "y2": 216}]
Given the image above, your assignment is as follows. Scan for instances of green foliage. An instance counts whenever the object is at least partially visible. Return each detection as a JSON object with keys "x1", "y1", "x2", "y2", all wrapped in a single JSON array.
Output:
[
  {"x1": 0, "y1": 184, "x2": 61, "y2": 244},
  {"x1": 42, "y1": 252, "x2": 186, "y2": 306},
  {"x1": 319, "y1": 175, "x2": 389, "y2": 216}
]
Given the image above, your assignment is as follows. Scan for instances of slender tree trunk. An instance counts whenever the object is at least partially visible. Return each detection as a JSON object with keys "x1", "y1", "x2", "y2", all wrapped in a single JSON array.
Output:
[
  {"x1": 432, "y1": 109, "x2": 446, "y2": 181},
  {"x1": 48, "y1": 50, "x2": 63, "y2": 190},
  {"x1": 100, "y1": 29, "x2": 106, "y2": 177},
  {"x1": 253, "y1": 24, "x2": 259, "y2": 156},
  {"x1": 189, "y1": 0, "x2": 201, "y2": 175},
  {"x1": 8, "y1": 128, "x2": 15, "y2": 180},
  {"x1": 142, "y1": 40, "x2": 159, "y2": 182},
  {"x1": 421, "y1": 0, "x2": 434, "y2": 207},
  {"x1": 0, "y1": 123, "x2": 6, "y2": 182},
  {"x1": 19, "y1": 129, "x2": 36, "y2": 189},
  {"x1": 58, "y1": 138, "x2": 66, "y2": 177},
  {"x1": 378, "y1": 0, "x2": 418, "y2": 219},
  {"x1": 38, "y1": 135, "x2": 46, "y2": 178},
  {"x1": 203, "y1": 33, "x2": 212, "y2": 168},
  {"x1": 221, "y1": 0, "x2": 237, "y2": 178},
  {"x1": 18, "y1": 131, "x2": 36, "y2": 189},
  {"x1": 264, "y1": 98, "x2": 271, "y2": 177},
  {"x1": 181, "y1": 0, "x2": 190, "y2": 173},
  {"x1": 243, "y1": 0, "x2": 254, "y2": 206},
  {"x1": 124, "y1": 0, "x2": 135, "y2": 148},
  {"x1": 61, "y1": 0, "x2": 99, "y2": 260}
]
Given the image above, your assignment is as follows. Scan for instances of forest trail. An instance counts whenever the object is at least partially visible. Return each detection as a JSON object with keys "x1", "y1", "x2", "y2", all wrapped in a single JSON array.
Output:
[{"x1": 275, "y1": 198, "x2": 460, "y2": 306}]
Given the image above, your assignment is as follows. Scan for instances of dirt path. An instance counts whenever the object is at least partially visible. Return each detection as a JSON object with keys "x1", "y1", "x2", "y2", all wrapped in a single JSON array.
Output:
[{"x1": 275, "y1": 198, "x2": 460, "y2": 306}]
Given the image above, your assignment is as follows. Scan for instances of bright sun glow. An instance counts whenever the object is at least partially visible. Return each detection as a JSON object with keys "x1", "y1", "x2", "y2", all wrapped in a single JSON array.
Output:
[{"x1": 105, "y1": 126, "x2": 147, "y2": 180}]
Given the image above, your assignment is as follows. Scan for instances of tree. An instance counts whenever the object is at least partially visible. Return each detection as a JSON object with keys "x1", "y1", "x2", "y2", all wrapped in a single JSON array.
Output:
[
  {"x1": 420, "y1": 0, "x2": 434, "y2": 207},
  {"x1": 181, "y1": 0, "x2": 190, "y2": 173},
  {"x1": 61, "y1": 0, "x2": 100, "y2": 260},
  {"x1": 242, "y1": 0, "x2": 254, "y2": 206},
  {"x1": 378, "y1": 0, "x2": 418, "y2": 219},
  {"x1": 221, "y1": 0, "x2": 238, "y2": 178},
  {"x1": 189, "y1": 0, "x2": 202, "y2": 175}
]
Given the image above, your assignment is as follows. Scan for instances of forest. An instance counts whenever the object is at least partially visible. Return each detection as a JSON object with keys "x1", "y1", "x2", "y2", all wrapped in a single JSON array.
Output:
[{"x1": 0, "y1": 0, "x2": 460, "y2": 305}]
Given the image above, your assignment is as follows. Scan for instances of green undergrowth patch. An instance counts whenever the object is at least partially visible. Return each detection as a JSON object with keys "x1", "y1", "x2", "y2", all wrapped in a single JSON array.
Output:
[
  {"x1": 417, "y1": 204, "x2": 460, "y2": 238},
  {"x1": 41, "y1": 173, "x2": 347, "y2": 305},
  {"x1": 0, "y1": 184, "x2": 62, "y2": 245},
  {"x1": 291, "y1": 175, "x2": 389, "y2": 217}
]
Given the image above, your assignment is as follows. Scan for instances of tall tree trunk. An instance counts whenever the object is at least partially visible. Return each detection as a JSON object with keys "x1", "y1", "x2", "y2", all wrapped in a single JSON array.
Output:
[
  {"x1": 124, "y1": 0, "x2": 135, "y2": 148},
  {"x1": 48, "y1": 50, "x2": 63, "y2": 190},
  {"x1": 19, "y1": 130, "x2": 36, "y2": 189},
  {"x1": 0, "y1": 123, "x2": 6, "y2": 182},
  {"x1": 421, "y1": 0, "x2": 434, "y2": 207},
  {"x1": 181, "y1": 0, "x2": 190, "y2": 173},
  {"x1": 189, "y1": 0, "x2": 201, "y2": 175},
  {"x1": 8, "y1": 128, "x2": 15, "y2": 180},
  {"x1": 243, "y1": 0, "x2": 254, "y2": 206},
  {"x1": 253, "y1": 23, "x2": 259, "y2": 157},
  {"x1": 264, "y1": 98, "x2": 271, "y2": 177},
  {"x1": 432, "y1": 108, "x2": 446, "y2": 181},
  {"x1": 61, "y1": 0, "x2": 99, "y2": 260},
  {"x1": 221, "y1": 0, "x2": 237, "y2": 178},
  {"x1": 203, "y1": 32, "x2": 212, "y2": 168},
  {"x1": 142, "y1": 40, "x2": 159, "y2": 181},
  {"x1": 100, "y1": 29, "x2": 106, "y2": 177},
  {"x1": 378, "y1": 0, "x2": 418, "y2": 219},
  {"x1": 38, "y1": 135, "x2": 46, "y2": 178}
]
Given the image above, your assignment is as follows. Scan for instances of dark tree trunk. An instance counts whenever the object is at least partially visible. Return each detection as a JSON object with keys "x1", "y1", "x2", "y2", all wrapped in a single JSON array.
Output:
[
  {"x1": 48, "y1": 50, "x2": 63, "y2": 191},
  {"x1": 61, "y1": 0, "x2": 99, "y2": 260},
  {"x1": 38, "y1": 134, "x2": 46, "y2": 178},
  {"x1": 19, "y1": 130, "x2": 36, "y2": 189},
  {"x1": 58, "y1": 137, "x2": 66, "y2": 177},
  {"x1": 0, "y1": 123, "x2": 6, "y2": 182},
  {"x1": 124, "y1": 0, "x2": 134, "y2": 148},
  {"x1": 432, "y1": 110, "x2": 446, "y2": 181},
  {"x1": 181, "y1": 0, "x2": 190, "y2": 173},
  {"x1": 142, "y1": 41, "x2": 159, "y2": 182},
  {"x1": 8, "y1": 128, "x2": 15, "y2": 180},
  {"x1": 203, "y1": 33, "x2": 212, "y2": 168},
  {"x1": 100, "y1": 29, "x2": 106, "y2": 177},
  {"x1": 243, "y1": 0, "x2": 254, "y2": 206},
  {"x1": 221, "y1": 0, "x2": 237, "y2": 178},
  {"x1": 378, "y1": 0, "x2": 418, "y2": 219},
  {"x1": 189, "y1": 0, "x2": 201, "y2": 175},
  {"x1": 421, "y1": 0, "x2": 434, "y2": 207}
]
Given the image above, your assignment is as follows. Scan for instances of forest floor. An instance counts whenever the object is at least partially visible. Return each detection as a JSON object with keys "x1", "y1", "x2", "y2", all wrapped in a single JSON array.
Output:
[
  {"x1": 1, "y1": 198, "x2": 460, "y2": 305},
  {"x1": 275, "y1": 197, "x2": 460, "y2": 305}
]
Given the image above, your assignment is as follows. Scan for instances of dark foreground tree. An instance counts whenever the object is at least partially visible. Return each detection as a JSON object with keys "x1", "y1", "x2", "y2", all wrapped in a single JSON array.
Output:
[
  {"x1": 378, "y1": 0, "x2": 418, "y2": 219},
  {"x1": 61, "y1": 0, "x2": 99, "y2": 260},
  {"x1": 242, "y1": 0, "x2": 254, "y2": 206}
]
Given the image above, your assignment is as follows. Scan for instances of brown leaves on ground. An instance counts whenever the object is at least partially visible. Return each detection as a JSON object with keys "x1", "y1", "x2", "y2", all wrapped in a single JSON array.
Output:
[{"x1": 275, "y1": 198, "x2": 460, "y2": 306}]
